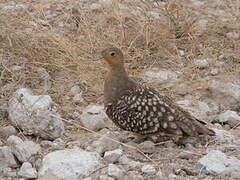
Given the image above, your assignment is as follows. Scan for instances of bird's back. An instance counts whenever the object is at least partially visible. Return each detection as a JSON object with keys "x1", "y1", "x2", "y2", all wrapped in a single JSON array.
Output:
[{"x1": 105, "y1": 84, "x2": 215, "y2": 137}]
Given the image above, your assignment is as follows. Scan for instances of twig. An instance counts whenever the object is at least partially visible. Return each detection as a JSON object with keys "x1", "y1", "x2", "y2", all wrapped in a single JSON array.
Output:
[{"x1": 50, "y1": 114, "x2": 162, "y2": 170}]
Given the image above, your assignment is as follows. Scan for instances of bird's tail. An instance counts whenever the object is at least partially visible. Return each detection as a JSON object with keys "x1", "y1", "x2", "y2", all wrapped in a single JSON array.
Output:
[{"x1": 193, "y1": 118, "x2": 215, "y2": 136}]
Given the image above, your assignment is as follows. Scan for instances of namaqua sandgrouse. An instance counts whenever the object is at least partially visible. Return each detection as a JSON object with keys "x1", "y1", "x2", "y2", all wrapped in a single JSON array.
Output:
[{"x1": 98, "y1": 47, "x2": 215, "y2": 141}]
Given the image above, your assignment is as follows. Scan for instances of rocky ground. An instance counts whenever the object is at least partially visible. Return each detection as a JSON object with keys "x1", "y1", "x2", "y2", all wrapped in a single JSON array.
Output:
[{"x1": 1, "y1": 0, "x2": 240, "y2": 179}]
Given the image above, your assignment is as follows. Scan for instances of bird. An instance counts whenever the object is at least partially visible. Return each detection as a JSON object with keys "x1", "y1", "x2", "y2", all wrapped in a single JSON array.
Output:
[{"x1": 97, "y1": 47, "x2": 215, "y2": 143}]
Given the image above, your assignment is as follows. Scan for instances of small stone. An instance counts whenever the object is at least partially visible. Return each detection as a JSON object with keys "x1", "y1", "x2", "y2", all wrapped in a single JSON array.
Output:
[
  {"x1": 18, "y1": 162, "x2": 37, "y2": 179},
  {"x1": 218, "y1": 110, "x2": 240, "y2": 122},
  {"x1": 99, "y1": 175, "x2": 114, "y2": 180},
  {"x1": 178, "y1": 50, "x2": 185, "y2": 56},
  {"x1": 178, "y1": 151, "x2": 193, "y2": 160},
  {"x1": 52, "y1": 138, "x2": 65, "y2": 150},
  {"x1": 69, "y1": 85, "x2": 80, "y2": 95},
  {"x1": 208, "y1": 79, "x2": 240, "y2": 109},
  {"x1": 194, "y1": 59, "x2": 210, "y2": 68},
  {"x1": 0, "y1": 126, "x2": 17, "y2": 138},
  {"x1": 218, "y1": 110, "x2": 240, "y2": 128},
  {"x1": 104, "y1": 149, "x2": 122, "y2": 163},
  {"x1": 141, "y1": 164, "x2": 156, "y2": 174},
  {"x1": 196, "y1": 150, "x2": 240, "y2": 175},
  {"x1": 0, "y1": 146, "x2": 18, "y2": 168},
  {"x1": 107, "y1": 164, "x2": 125, "y2": 179},
  {"x1": 7, "y1": 135, "x2": 23, "y2": 146},
  {"x1": 1, "y1": 167, "x2": 17, "y2": 177},
  {"x1": 198, "y1": 101, "x2": 211, "y2": 113},
  {"x1": 146, "y1": 11, "x2": 160, "y2": 19},
  {"x1": 41, "y1": 138, "x2": 65, "y2": 150},
  {"x1": 226, "y1": 32, "x2": 239, "y2": 40},
  {"x1": 118, "y1": 155, "x2": 143, "y2": 168},
  {"x1": 137, "y1": 140, "x2": 155, "y2": 153},
  {"x1": 79, "y1": 105, "x2": 109, "y2": 131},
  {"x1": 87, "y1": 130, "x2": 120, "y2": 154},
  {"x1": 7, "y1": 136, "x2": 41, "y2": 163},
  {"x1": 38, "y1": 147, "x2": 101, "y2": 179},
  {"x1": 8, "y1": 88, "x2": 64, "y2": 140},
  {"x1": 40, "y1": 140, "x2": 54, "y2": 148},
  {"x1": 177, "y1": 100, "x2": 211, "y2": 119},
  {"x1": 213, "y1": 128, "x2": 234, "y2": 142},
  {"x1": 210, "y1": 68, "x2": 219, "y2": 75},
  {"x1": 73, "y1": 93, "x2": 84, "y2": 103}
]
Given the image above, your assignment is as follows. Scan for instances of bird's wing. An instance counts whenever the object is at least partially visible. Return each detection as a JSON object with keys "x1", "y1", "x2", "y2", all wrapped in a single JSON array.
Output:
[{"x1": 106, "y1": 85, "x2": 215, "y2": 137}]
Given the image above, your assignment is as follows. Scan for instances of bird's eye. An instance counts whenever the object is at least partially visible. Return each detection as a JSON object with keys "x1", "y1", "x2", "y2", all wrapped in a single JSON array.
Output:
[{"x1": 110, "y1": 52, "x2": 115, "y2": 56}]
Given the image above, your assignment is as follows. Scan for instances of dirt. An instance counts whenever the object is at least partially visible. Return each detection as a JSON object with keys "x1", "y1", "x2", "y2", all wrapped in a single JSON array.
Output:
[{"x1": 1, "y1": 0, "x2": 240, "y2": 179}]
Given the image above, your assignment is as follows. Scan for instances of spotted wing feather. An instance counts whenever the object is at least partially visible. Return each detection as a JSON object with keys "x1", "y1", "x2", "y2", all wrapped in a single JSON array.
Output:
[{"x1": 106, "y1": 85, "x2": 215, "y2": 137}]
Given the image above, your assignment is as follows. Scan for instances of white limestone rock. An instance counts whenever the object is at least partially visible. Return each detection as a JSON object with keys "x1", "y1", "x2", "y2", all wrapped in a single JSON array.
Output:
[
  {"x1": 0, "y1": 146, "x2": 18, "y2": 168},
  {"x1": 0, "y1": 126, "x2": 17, "y2": 139},
  {"x1": 38, "y1": 147, "x2": 101, "y2": 179},
  {"x1": 7, "y1": 135, "x2": 41, "y2": 163},
  {"x1": 18, "y1": 162, "x2": 37, "y2": 179},
  {"x1": 79, "y1": 105, "x2": 109, "y2": 131},
  {"x1": 208, "y1": 79, "x2": 240, "y2": 109},
  {"x1": 194, "y1": 58, "x2": 210, "y2": 68},
  {"x1": 141, "y1": 164, "x2": 156, "y2": 174},
  {"x1": 107, "y1": 164, "x2": 125, "y2": 179},
  {"x1": 196, "y1": 150, "x2": 240, "y2": 175},
  {"x1": 8, "y1": 88, "x2": 64, "y2": 140},
  {"x1": 104, "y1": 149, "x2": 123, "y2": 163},
  {"x1": 218, "y1": 110, "x2": 240, "y2": 128}
]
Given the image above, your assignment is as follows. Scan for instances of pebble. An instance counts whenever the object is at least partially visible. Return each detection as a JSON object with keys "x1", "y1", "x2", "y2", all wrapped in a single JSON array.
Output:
[
  {"x1": 99, "y1": 175, "x2": 115, "y2": 180},
  {"x1": 79, "y1": 105, "x2": 109, "y2": 131},
  {"x1": 104, "y1": 148, "x2": 123, "y2": 163},
  {"x1": 0, "y1": 126, "x2": 17, "y2": 138},
  {"x1": 118, "y1": 155, "x2": 143, "y2": 168},
  {"x1": 137, "y1": 140, "x2": 155, "y2": 153},
  {"x1": 7, "y1": 135, "x2": 41, "y2": 163},
  {"x1": 226, "y1": 32, "x2": 239, "y2": 40},
  {"x1": 196, "y1": 150, "x2": 240, "y2": 175},
  {"x1": 0, "y1": 146, "x2": 18, "y2": 168},
  {"x1": 69, "y1": 85, "x2": 80, "y2": 95},
  {"x1": 108, "y1": 164, "x2": 125, "y2": 179},
  {"x1": 178, "y1": 151, "x2": 194, "y2": 160},
  {"x1": 38, "y1": 147, "x2": 101, "y2": 179},
  {"x1": 218, "y1": 110, "x2": 240, "y2": 128},
  {"x1": 18, "y1": 162, "x2": 37, "y2": 179},
  {"x1": 141, "y1": 164, "x2": 156, "y2": 174},
  {"x1": 194, "y1": 59, "x2": 210, "y2": 68},
  {"x1": 8, "y1": 88, "x2": 64, "y2": 140}
]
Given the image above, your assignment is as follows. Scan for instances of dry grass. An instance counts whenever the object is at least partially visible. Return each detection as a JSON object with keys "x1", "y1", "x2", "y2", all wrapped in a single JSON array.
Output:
[
  {"x1": 0, "y1": 0, "x2": 240, "y2": 119},
  {"x1": 1, "y1": 1, "x2": 240, "y2": 177}
]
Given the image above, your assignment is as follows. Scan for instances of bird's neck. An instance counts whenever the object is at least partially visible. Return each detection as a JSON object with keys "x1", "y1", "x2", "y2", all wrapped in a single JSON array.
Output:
[{"x1": 104, "y1": 66, "x2": 135, "y2": 105}]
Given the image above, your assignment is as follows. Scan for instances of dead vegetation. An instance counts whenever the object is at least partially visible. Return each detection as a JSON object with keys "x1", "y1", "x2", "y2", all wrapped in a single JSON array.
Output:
[{"x1": 0, "y1": 0, "x2": 240, "y2": 121}]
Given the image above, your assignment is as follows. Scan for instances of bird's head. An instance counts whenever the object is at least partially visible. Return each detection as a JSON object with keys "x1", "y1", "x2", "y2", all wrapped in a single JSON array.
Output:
[{"x1": 97, "y1": 47, "x2": 124, "y2": 69}]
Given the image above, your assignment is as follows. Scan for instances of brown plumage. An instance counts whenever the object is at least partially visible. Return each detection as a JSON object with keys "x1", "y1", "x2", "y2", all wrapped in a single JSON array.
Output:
[{"x1": 99, "y1": 47, "x2": 215, "y2": 139}]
